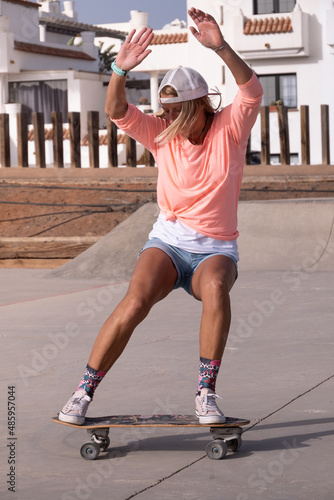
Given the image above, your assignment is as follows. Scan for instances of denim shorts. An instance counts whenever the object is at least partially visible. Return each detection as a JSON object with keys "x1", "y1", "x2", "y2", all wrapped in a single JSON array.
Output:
[{"x1": 140, "y1": 237, "x2": 238, "y2": 296}]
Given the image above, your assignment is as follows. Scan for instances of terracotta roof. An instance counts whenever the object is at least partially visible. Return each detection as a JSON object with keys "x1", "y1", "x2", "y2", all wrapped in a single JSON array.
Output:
[
  {"x1": 14, "y1": 40, "x2": 96, "y2": 60},
  {"x1": 28, "y1": 128, "x2": 66, "y2": 141},
  {"x1": 151, "y1": 32, "x2": 188, "y2": 45},
  {"x1": 39, "y1": 17, "x2": 127, "y2": 40},
  {"x1": 82, "y1": 133, "x2": 128, "y2": 146},
  {"x1": 243, "y1": 16, "x2": 292, "y2": 35},
  {"x1": 3, "y1": 0, "x2": 40, "y2": 8}
]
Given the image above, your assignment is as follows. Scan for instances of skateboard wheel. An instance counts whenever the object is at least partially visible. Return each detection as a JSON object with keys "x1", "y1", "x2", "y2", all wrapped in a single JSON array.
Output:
[
  {"x1": 206, "y1": 439, "x2": 228, "y2": 460},
  {"x1": 80, "y1": 442, "x2": 100, "y2": 460},
  {"x1": 228, "y1": 436, "x2": 242, "y2": 452}
]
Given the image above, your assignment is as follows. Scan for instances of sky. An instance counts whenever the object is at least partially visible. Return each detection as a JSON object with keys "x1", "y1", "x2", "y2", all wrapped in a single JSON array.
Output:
[{"x1": 76, "y1": 0, "x2": 188, "y2": 30}]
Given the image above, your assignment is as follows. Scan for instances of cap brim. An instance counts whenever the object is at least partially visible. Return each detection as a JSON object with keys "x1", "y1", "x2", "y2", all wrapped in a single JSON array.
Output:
[{"x1": 160, "y1": 88, "x2": 208, "y2": 104}]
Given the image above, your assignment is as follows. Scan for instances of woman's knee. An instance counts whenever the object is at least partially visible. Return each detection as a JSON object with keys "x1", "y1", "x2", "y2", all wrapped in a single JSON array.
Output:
[
  {"x1": 122, "y1": 293, "x2": 153, "y2": 324},
  {"x1": 192, "y1": 255, "x2": 236, "y2": 302},
  {"x1": 201, "y1": 277, "x2": 231, "y2": 310}
]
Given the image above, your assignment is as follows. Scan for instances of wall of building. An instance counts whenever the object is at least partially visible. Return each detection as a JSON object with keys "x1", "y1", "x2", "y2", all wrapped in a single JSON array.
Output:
[
  {"x1": 1, "y1": 0, "x2": 40, "y2": 43},
  {"x1": 44, "y1": 31, "x2": 74, "y2": 45},
  {"x1": 71, "y1": 72, "x2": 109, "y2": 131},
  {"x1": 11, "y1": 47, "x2": 98, "y2": 72}
]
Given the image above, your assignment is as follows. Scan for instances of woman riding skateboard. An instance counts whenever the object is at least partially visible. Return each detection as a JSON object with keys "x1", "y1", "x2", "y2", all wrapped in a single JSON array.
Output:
[{"x1": 59, "y1": 7, "x2": 263, "y2": 425}]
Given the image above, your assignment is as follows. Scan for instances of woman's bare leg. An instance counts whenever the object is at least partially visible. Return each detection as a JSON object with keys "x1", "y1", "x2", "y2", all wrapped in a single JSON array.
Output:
[
  {"x1": 88, "y1": 248, "x2": 178, "y2": 372},
  {"x1": 191, "y1": 255, "x2": 237, "y2": 423},
  {"x1": 191, "y1": 255, "x2": 237, "y2": 360}
]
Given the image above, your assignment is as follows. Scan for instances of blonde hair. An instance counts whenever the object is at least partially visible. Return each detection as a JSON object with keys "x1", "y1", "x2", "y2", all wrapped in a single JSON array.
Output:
[{"x1": 155, "y1": 85, "x2": 221, "y2": 146}]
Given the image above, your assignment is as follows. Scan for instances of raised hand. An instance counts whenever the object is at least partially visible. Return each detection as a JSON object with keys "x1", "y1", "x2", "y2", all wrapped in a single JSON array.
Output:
[
  {"x1": 116, "y1": 27, "x2": 154, "y2": 72},
  {"x1": 188, "y1": 7, "x2": 224, "y2": 50}
]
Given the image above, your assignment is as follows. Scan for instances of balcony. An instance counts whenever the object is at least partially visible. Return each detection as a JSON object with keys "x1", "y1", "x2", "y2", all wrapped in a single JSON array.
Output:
[{"x1": 232, "y1": 5, "x2": 309, "y2": 60}]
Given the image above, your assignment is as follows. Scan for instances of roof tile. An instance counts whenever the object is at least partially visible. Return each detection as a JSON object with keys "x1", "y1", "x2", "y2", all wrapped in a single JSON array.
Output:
[
  {"x1": 14, "y1": 41, "x2": 96, "y2": 60},
  {"x1": 243, "y1": 16, "x2": 292, "y2": 35},
  {"x1": 151, "y1": 32, "x2": 188, "y2": 45},
  {"x1": 3, "y1": 0, "x2": 40, "y2": 8}
]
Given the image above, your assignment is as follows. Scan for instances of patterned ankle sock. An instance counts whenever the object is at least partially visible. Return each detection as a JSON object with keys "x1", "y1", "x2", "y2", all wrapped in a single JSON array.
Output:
[
  {"x1": 197, "y1": 357, "x2": 221, "y2": 395},
  {"x1": 76, "y1": 364, "x2": 106, "y2": 399}
]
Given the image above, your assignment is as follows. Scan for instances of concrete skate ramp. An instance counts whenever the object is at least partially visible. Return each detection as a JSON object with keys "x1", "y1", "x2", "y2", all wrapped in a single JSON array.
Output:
[
  {"x1": 46, "y1": 202, "x2": 160, "y2": 281},
  {"x1": 46, "y1": 199, "x2": 334, "y2": 281},
  {"x1": 237, "y1": 198, "x2": 334, "y2": 272}
]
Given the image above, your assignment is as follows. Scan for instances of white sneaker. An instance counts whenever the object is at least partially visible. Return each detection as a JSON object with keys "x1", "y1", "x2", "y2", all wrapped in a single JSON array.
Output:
[
  {"x1": 59, "y1": 389, "x2": 91, "y2": 425},
  {"x1": 195, "y1": 388, "x2": 226, "y2": 424}
]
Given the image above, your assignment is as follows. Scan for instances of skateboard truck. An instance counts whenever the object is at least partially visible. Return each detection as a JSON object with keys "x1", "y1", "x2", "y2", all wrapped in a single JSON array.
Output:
[
  {"x1": 206, "y1": 425, "x2": 243, "y2": 459},
  {"x1": 81, "y1": 425, "x2": 244, "y2": 461},
  {"x1": 81, "y1": 429, "x2": 111, "y2": 460}
]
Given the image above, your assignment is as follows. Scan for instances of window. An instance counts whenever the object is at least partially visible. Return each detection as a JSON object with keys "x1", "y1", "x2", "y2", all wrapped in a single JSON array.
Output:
[
  {"x1": 254, "y1": 0, "x2": 296, "y2": 14},
  {"x1": 258, "y1": 74, "x2": 297, "y2": 108},
  {"x1": 8, "y1": 80, "x2": 68, "y2": 124}
]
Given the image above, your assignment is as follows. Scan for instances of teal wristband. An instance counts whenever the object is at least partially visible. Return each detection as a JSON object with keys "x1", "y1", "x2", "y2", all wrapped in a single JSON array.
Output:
[{"x1": 111, "y1": 60, "x2": 127, "y2": 77}]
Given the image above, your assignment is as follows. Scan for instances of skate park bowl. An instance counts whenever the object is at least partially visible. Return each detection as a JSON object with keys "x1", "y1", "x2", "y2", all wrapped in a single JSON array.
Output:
[{"x1": 45, "y1": 198, "x2": 334, "y2": 281}]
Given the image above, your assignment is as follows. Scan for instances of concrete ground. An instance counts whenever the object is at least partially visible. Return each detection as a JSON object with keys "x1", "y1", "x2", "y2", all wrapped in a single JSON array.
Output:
[{"x1": 1, "y1": 198, "x2": 334, "y2": 500}]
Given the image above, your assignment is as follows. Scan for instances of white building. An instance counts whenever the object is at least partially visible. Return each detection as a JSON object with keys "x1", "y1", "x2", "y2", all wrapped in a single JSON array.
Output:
[
  {"x1": 0, "y1": 0, "x2": 333, "y2": 165},
  {"x1": 0, "y1": 0, "x2": 126, "y2": 134}
]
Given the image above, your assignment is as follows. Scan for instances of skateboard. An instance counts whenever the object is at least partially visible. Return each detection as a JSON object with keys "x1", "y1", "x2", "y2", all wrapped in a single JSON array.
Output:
[{"x1": 51, "y1": 414, "x2": 250, "y2": 460}]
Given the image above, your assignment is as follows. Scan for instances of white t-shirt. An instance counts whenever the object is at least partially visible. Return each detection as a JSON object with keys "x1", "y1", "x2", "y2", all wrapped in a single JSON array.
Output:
[{"x1": 149, "y1": 214, "x2": 239, "y2": 261}]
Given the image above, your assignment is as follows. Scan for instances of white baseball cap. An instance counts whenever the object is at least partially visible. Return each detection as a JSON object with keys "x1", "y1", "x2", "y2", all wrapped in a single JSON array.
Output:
[{"x1": 158, "y1": 67, "x2": 209, "y2": 104}]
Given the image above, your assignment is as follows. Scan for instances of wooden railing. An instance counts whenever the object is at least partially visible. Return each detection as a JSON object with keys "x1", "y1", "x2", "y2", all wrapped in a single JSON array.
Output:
[
  {"x1": 0, "y1": 106, "x2": 331, "y2": 168},
  {"x1": 249, "y1": 104, "x2": 331, "y2": 166},
  {"x1": 0, "y1": 111, "x2": 155, "y2": 169}
]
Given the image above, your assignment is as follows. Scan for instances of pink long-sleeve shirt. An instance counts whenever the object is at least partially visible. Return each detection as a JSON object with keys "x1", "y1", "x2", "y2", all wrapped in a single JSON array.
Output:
[{"x1": 112, "y1": 72, "x2": 263, "y2": 241}]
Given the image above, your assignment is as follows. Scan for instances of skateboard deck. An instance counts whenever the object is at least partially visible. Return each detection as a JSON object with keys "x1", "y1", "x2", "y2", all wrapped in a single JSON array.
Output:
[{"x1": 52, "y1": 414, "x2": 250, "y2": 460}]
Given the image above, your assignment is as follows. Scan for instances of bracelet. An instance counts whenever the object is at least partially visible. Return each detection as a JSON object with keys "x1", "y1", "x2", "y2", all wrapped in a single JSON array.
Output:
[
  {"x1": 212, "y1": 42, "x2": 227, "y2": 52},
  {"x1": 111, "y1": 60, "x2": 128, "y2": 77}
]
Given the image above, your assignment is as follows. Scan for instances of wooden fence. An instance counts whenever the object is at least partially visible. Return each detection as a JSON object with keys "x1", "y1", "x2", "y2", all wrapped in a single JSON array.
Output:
[
  {"x1": 250, "y1": 104, "x2": 331, "y2": 166},
  {"x1": 0, "y1": 111, "x2": 155, "y2": 169},
  {"x1": 0, "y1": 105, "x2": 331, "y2": 168}
]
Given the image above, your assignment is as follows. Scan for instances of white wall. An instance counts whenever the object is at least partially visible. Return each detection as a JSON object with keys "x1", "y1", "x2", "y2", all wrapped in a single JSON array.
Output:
[
  {"x1": 75, "y1": 76, "x2": 109, "y2": 133},
  {"x1": 44, "y1": 31, "x2": 74, "y2": 45},
  {"x1": 1, "y1": 0, "x2": 40, "y2": 43},
  {"x1": 65, "y1": 71, "x2": 109, "y2": 134},
  {"x1": 137, "y1": 43, "x2": 189, "y2": 74},
  {"x1": 13, "y1": 47, "x2": 98, "y2": 73}
]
